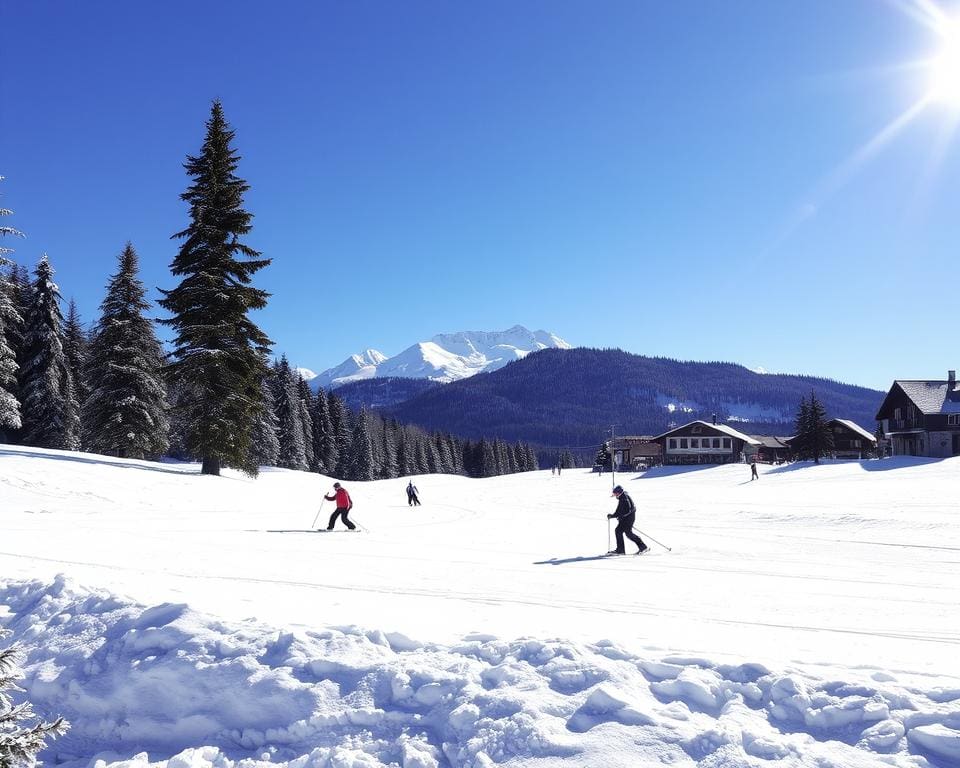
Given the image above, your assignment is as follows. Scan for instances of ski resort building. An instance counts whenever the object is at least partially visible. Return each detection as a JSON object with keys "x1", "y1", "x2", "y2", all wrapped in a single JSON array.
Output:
[
  {"x1": 875, "y1": 371, "x2": 960, "y2": 458},
  {"x1": 654, "y1": 421, "x2": 760, "y2": 465},
  {"x1": 609, "y1": 436, "x2": 661, "y2": 469},
  {"x1": 743, "y1": 435, "x2": 792, "y2": 463},
  {"x1": 827, "y1": 419, "x2": 877, "y2": 459}
]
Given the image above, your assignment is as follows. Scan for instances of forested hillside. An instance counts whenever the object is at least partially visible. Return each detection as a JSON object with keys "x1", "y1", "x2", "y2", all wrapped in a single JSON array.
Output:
[{"x1": 380, "y1": 348, "x2": 885, "y2": 452}]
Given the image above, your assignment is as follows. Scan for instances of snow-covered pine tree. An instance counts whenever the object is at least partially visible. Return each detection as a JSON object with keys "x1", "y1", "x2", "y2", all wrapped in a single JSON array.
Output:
[
  {"x1": 346, "y1": 407, "x2": 375, "y2": 481},
  {"x1": 272, "y1": 356, "x2": 308, "y2": 471},
  {"x1": 63, "y1": 300, "x2": 89, "y2": 407},
  {"x1": 249, "y1": 371, "x2": 280, "y2": 468},
  {"x1": 0, "y1": 184, "x2": 24, "y2": 439},
  {"x1": 18, "y1": 256, "x2": 73, "y2": 449},
  {"x1": 524, "y1": 443, "x2": 539, "y2": 472},
  {"x1": 296, "y1": 376, "x2": 315, "y2": 471},
  {"x1": 0, "y1": 282, "x2": 21, "y2": 438},
  {"x1": 0, "y1": 630, "x2": 68, "y2": 765},
  {"x1": 83, "y1": 244, "x2": 170, "y2": 459},
  {"x1": 328, "y1": 392, "x2": 352, "y2": 477},
  {"x1": 159, "y1": 101, "x2": 272, "y2": 476},
  {"x1": 310, "y1": 386, "x2": 334, "y2": 473}
]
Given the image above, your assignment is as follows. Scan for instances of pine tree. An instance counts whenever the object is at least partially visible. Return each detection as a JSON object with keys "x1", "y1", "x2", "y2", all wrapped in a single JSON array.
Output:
[
  {"x1": 807, "y1": 391, "x2": 833, "y2": 464},
  {"x1": 61, "y1": 300, "x2": 86, "y2": 450},
  {"x1": 272, "y1": 356, "x2": 307, "y2": 471},
  {"x1": 83, "y1": 244, "x2": 170, "y2": 459},
  {"x1": 297, "y1": 376, "x2": 315, "y2": 471},
  {"x1": 328, "y1": 392, "x2": 352, "y2": 477},
  {"x1": 0, "y1": 630, "x2": 68, "y2": 766},
  {"x1": 0, "y1": 282, "x2": 20, "y2": 437},
  {"x1": 158, "y1": 101, "x2": 272, "y2": 476},
  {"x1": 310, "y1": 387, "x2": 334, "y2": 473},
  {"x1": 793, "y1": 392, "x2": 833, "y2": 463},
  {"x1": 19, "y1": 256, "x2": 73, "y2": 449},
  {"x1": 346, "y1": 407, "x2": 375, "y2": 481},
  {"x1": 248, "y1": 372, "x2": 280, "y2": 468},
  {"x1": 0, "y1": 185, "x2": 23, "y2": 439}
]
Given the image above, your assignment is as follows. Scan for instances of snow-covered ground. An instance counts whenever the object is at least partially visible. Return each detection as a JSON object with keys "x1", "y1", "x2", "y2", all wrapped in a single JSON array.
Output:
[{"x1": 1, "y1": 445, "x2": 959, "y2": 767}]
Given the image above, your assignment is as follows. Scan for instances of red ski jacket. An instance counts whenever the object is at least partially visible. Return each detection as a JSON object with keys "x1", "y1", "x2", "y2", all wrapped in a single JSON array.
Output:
[{"x1": 325, "y1": 487, "x2": 352, "y2": 509}]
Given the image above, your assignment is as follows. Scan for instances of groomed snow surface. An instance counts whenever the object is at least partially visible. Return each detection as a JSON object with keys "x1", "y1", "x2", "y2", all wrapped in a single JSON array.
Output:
[{"x1": 1, "y1": 446, "x2": 959, "y2": 768}]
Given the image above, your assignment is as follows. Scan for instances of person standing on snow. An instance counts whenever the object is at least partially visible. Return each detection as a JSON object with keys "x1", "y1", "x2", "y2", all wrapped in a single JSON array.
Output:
[
  {"x1": 324, "y1": 482, "x2": 356, "y2": 530},
  {"x1": 406, "y1": 481, "x2": 421, "y2": 506},
  {"x1": 607, "y1": 485, "x2": 648, "y2": 555},
  {"x1": 750, "y1": 460, "x2": 759, "y2": 480}
]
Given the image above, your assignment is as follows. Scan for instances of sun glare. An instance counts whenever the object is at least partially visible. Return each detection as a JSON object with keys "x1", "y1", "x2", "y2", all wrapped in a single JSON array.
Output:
[{"x1": 927, "y1": 18, "x2": 960, "y2": 107}]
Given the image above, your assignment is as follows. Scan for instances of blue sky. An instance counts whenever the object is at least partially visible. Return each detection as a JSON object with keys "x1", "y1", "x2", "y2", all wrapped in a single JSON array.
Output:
[{"x1": 2, "y1": 0, "x2": 959, "y2": 390}]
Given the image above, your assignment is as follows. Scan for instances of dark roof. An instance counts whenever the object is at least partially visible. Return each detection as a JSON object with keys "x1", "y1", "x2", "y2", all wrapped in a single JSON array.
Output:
[
  {"x1": 831, "y1": 419, "x2": 877, "y2": 442},
  {"x1": 877, "y1": 380, "x2": 960, "y2": 418},
  {"x1": 654, "y1": 420, "x2": 760, "y2": 445},
  {"x1": 748, "y1": 435, "x2": 791, "y2": 449}
]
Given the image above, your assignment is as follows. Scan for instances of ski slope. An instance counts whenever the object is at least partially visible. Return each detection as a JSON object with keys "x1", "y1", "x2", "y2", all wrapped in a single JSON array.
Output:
[{"x1": 1, "y1": 445, "x2": 959, "y2": 767}]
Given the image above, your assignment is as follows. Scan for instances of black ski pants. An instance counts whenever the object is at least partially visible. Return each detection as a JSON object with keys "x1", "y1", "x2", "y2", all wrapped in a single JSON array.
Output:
[
  {"x1": 614, "y1": 514, "x2": 646, "y2": 553},
  {"x1": 327, "y1": 507, "x2": 356, "y2": 530}
]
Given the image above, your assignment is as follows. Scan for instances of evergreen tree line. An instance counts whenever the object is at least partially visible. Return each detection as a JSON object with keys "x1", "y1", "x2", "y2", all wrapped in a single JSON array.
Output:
[{"x1": 1, "y1": 110, "x2": 541, "y2": 479}]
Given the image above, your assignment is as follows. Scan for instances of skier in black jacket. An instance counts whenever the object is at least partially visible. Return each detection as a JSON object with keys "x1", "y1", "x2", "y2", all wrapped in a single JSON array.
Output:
[{"x1": 607, "y1": 485, "x2": 649, "y2": 555}]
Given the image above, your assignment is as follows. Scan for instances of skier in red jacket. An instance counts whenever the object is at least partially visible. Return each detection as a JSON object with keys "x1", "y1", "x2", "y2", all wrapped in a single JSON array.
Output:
[{"x1": 323, "y1": 482, "x2": 356, "y2": 530}]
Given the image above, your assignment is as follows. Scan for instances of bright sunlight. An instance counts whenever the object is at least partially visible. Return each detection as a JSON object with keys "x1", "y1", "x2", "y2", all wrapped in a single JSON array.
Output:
[{"x1": 927, "y1": 17, "x2": 960, "y2": 106}]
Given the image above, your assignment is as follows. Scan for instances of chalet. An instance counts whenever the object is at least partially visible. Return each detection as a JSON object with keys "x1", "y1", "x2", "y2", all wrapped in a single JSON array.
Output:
[
  {"x1": 654, "y1": 420, "x2": 760, "y2": 465},
  {"x1": 744, "y1": 435, "x2": 792, "y2": 463},
  {"x1": 875, "y1": 370, "x2": 960, "y2": 458},
  {"x1": 609, "y1": 436, "x2": 662, "y2": 469},
  {"x1": 828, "y1": 419, "x2": 877, "y2": 459}
]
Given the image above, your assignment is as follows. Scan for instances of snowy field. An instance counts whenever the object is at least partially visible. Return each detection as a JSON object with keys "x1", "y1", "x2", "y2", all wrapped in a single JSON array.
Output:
[{"x1": 1, "y1": 444, "x2": 959, "y2": 767}]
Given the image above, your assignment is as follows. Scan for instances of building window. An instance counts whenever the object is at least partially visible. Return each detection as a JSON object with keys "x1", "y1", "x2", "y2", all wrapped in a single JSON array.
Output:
[
  {"x1": 894, "y1": 407, "x2": 902, "y2": 420},
  {"x1": 680, "y1": 439, "x2": 688, "y2": 449},
  {"x1": 692, "y1": 425, "x2": 702, "y2": 434},
  {"x1": 853, "y1": 439, "x2": 860, "y2": 448},
  {"x1": 722, "y1": 438, "x2": 731, "y2": 449},
  {"x1": 690, "y1": 438, "x2": 699, "y2": 448},
  {"x1": 669, "y1": 438, "x2": 677, "y2": 449},
  {"x1": 949, "y1": 415, "x2": 960, "y2": 426}
]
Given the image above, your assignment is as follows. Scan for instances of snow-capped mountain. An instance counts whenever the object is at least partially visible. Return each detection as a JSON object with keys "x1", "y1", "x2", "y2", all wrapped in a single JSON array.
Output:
[{"x1": 312, "y1": 325, "x2": 571, "y2": 389}]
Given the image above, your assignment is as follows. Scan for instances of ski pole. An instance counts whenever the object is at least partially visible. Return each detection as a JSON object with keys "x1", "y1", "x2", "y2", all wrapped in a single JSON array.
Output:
[
  {"x1": 607, "y1": 518, "x2": 612, "y2": 552},
  {"x1": 633, "y1": 526, "x2": 672, "y2": 552},
  {"x1": 311, "y1": 491, "x2": 332, "y2": 529}
]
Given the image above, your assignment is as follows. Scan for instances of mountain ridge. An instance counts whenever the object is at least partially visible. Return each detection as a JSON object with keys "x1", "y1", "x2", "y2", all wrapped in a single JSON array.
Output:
[
  {"x1": 310, "y1": 325, "x2": 571, "y2": 389},
  {"x1": 337, "y1": 347, "x2": 885, "y2": 454}
]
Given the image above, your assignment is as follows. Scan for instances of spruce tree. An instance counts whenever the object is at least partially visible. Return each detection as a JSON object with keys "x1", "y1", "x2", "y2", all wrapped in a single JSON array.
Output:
[
  {"x1": 249, "y1": 373, "x2": 280, "y2": 468},
  {"x1": 328, "y1": 392, "x2": 352, "y2": 477},
  {"x1": 346, "y1": 407, "x2": 375, "y2": 481},
  {"x1": 807, "y1": 391, "x2": 834, "y2": 464},
  {"x1": 63, "y1": 300, "x2": 89, "y2": 408},
  {"x1": 296, "y1": 376, "x2": 315, "y2": 471},
  {"x1": 0, "y1": 630, "x2": 68, "y2": 766},
  {"x1": 0, "y1": 184, "x2": 24, "y2": 439},
  {"x1": 272, "y1": 356, "x2": 307, "y2": 471},
  {"x1": 159, "y1": 101, "x2": 272, "y2": 476},
  {"x1": 83, "y1": 244, "x2": 170, "y2": 459},
  {"x1": 19, "y1": 256, "x2": 73, "y2": 449},
  {"x1": 0, "y1": 281, "x2": 20, "y2": 438},
  {"x1": 310, "y1": 387, "x2": 334, "y2": 473}
]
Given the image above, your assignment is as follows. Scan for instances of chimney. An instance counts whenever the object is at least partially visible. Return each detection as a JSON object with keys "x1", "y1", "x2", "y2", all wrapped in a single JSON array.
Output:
[
  {"x1": 950, "y1": 370, "x2": 956, "y2": 389},
  {"x1": 712, "y1": 412, "x2": 717, "y2": 425}
]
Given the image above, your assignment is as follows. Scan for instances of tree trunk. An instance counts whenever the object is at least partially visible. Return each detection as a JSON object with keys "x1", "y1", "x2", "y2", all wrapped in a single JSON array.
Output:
[{"x1": 201, "y1": 456, "x2": 221, "y2": 476}]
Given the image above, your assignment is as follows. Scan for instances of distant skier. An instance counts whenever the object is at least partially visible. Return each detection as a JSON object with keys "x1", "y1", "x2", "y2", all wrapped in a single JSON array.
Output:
[
  {"x1": 750, "y1": 461, "x2": 759, "y2": 481},
  {"x1": 406, "y1": 480, "x2": 421, "y2": 506},
  {"x1": 557, "y1": 464, "x2": 562, "y2": 476},
  {"x1": 607, "y1": 485, "x2": 648, "y2": 555},
  {"x1": 324, "y1": 482, "x2": 356, "y2": 530}
]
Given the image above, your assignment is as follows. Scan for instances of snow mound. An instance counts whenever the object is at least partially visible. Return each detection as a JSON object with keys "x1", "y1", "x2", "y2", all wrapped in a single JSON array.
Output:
[{"x1": 3, "y1": 576, "x2": 958, "y2": 768}]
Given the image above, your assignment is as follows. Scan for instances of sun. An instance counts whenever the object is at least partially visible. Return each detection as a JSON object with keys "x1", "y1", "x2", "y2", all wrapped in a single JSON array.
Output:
[{"x1": 927, "y1": 17, "x2": 960, "y2": 107}]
